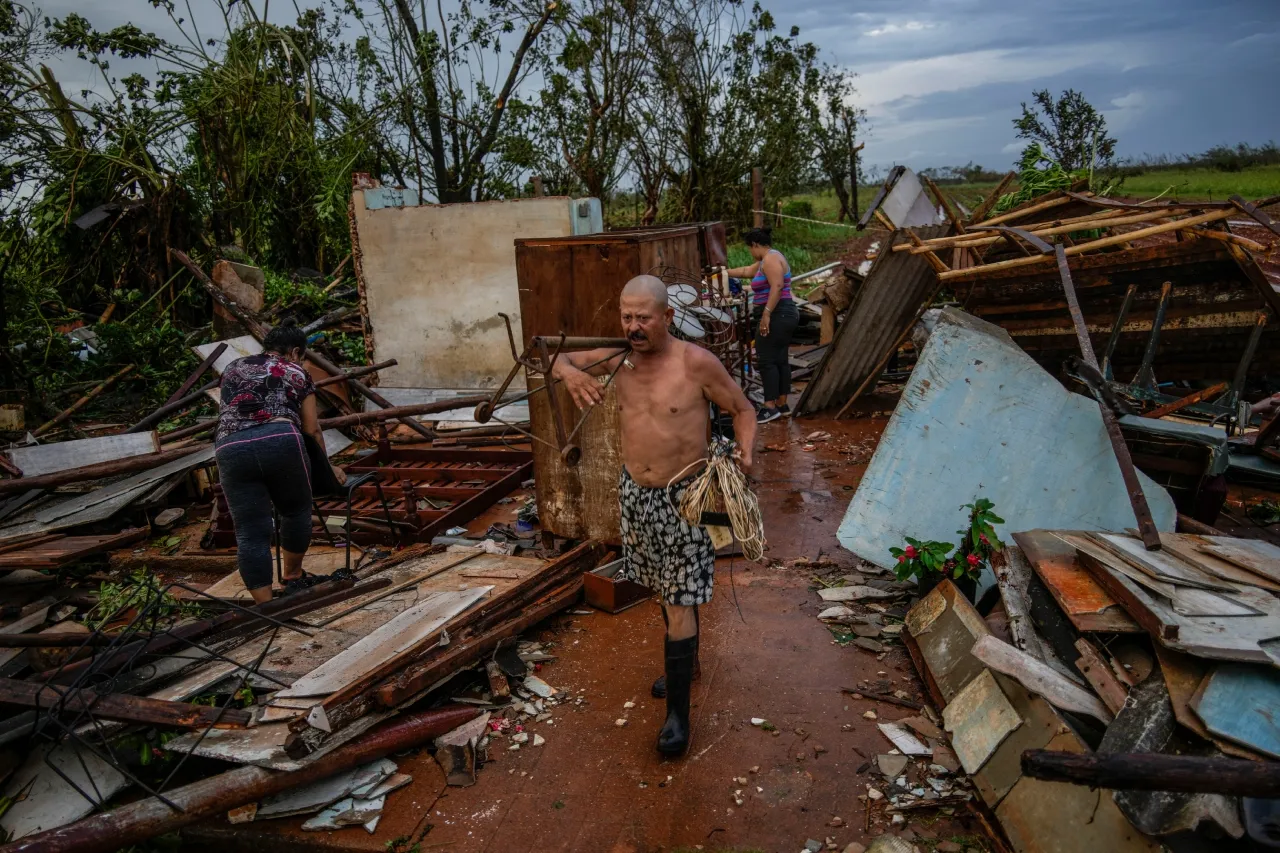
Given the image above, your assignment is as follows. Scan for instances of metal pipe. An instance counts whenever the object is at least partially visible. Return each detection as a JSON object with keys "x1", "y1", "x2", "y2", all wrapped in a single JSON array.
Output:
[
  {"x1": 0, "y1": 707, "x2": 481, "y2": 853},
  {"x1": 789, "y1": 261, "x2": 841, "y2": 284},
  {"x1": 313, "y1": 359, "x2": 397, "y2": 388},
  {"x1": 530, "y1": 335, "x2": 631, "y2": 352},
  {"x1": 126, "y1": 379, "x2": 219, "y2": 434},
  {"x1": 1100, "y1": 284, "x2": 1137, "y2": 382},
  {"x1": 1133, "y1": 281, "x2": 1173, "y2": 390},
  {"x1": 318, "y1": 395, "x2": 492, "y2": 430}
]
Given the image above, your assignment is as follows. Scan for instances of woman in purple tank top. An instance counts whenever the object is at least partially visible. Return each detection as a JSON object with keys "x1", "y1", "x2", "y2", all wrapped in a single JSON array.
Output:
[{"x1": 725, "y1": 227, "x2": 799, "y2": 423}]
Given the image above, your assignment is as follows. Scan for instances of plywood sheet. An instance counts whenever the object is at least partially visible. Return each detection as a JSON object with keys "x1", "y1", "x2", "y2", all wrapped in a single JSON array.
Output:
[
  {"x1": 1191, "y1": 663, "x2": 1280, "y2": 758},
  {"x1": 1071, "y1": 535, "x2": 1280, "y2": 666},
  {"x1": 6, "y1": 433, "x2": 159, "y2": 478},
  {"x1": 1157, "y1": 532, "x2": 1280, "y2": 592},
  {"x1": 1013, "y1": 530, "x2": 1140, "y2": 632},
  {"x1": 274, "y1": 586, "x2": 490, "y2": 699},
  {"x1": 1153, "y1": 645, "x2": 1262, "y2": 760},
  {"x1": 202, "y1": 548, "x2": 355, "y2": 600},
  {"x1": 354, "y1": 194, "x2": 575, "y2": 390},
  {"x1": 1199, "y1": 538, "x2": 1280, "y2": 583},
  {"x1": 0, "y1": 528, "x2": 147, "y2": 569}
]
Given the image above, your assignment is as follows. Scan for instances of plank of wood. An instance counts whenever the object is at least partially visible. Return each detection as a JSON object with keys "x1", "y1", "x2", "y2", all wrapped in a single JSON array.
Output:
[
  {"x1": 1058, "y1": 533, "x2": 1180, "y2": 600},
  {"x1": 1199, "y1": 539, "x2": 1280, "y2": 584},
  {"x1": 1158, "y1": 533, "x2": 1280, "y2": 592},
  {"x1": 0, "y1": 677, "x2": 251, "y2": 729},
  {"x1": 1074, "y1": 538, "x2": 1280, "y2": 665},
  {"x1": 1012, "y1": 531, "x2": 1140, "y2": 633},
  {"x1": 273, "y1": 586, "x2": 492, "y2": 699},
  {"x1": 1073, "y1": 638, "x2": 1129, "y2": 714},
  {"x1": 992, "y1": 546, "x2": 1087, "y2": 683},
  {"x1": 304, "y1": 551, "x2": 485, "y2": 628},
  {"x1": 1190, "y1": 663, "x2": 1280, "y2": 759},
  {"x1": 0, "y1": 528, "x2": 148, "y2": 569},
  {"x1": 1153, "y1": 645, "x2": 1264, "y2": 761},
  {"x1": 971, "y1": 635, "x2": 1113, "y2": 722},
  {"x1": 1092, "y1": 533, "x2": 1239, "y2": 592},
  {"x1": 5, "y1": 433, "x2": 160, "y2": 478}
]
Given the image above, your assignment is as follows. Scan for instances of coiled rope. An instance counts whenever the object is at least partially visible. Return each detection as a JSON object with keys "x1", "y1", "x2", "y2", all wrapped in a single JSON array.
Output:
[{"x1": 667, "y1": 437, "x2": 766, "y2": 561}]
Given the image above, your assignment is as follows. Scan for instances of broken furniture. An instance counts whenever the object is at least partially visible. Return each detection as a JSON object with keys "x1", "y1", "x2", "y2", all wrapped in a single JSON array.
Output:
[
  {"x1": 209, "y1": 445, "x2": 532, "y2": 547},
  {"x1": 472, "y1": 313, "x2": 630, "y2": 468}
]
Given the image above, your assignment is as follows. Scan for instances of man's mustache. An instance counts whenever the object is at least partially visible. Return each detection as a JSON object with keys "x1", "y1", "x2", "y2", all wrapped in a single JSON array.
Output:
[{"x1": 628, "y1": 331, "x2": 647, "y2": 341}]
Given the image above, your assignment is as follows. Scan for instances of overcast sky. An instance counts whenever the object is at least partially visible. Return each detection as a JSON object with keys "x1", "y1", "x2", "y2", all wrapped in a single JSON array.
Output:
[{"x1": 41, "y1": 0, "x2": 1280, "y2": 173}]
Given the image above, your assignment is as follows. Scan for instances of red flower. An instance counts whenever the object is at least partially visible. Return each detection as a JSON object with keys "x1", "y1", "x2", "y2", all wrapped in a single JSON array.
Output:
[
  {"x1": 966, "y1": 553, "x2": 981, "y2": 567},
  {"x1": 897, "y1": 555, "x2": 906, "y2": 564},
  {"x1": 979, "y1": 533, "x2": 990, "y2": 546},
  {"x1": 904, "y1": 545, "x2": 918, "y2": 559}
]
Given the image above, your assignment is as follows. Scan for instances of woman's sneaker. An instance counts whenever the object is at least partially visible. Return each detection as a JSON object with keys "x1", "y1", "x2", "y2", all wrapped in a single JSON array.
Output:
[
  {"x1": 779, "y1": 403, "x2": 792, "y2": 417},
  {"x1": 756, "y1": 407, "x2": 782, "y2": 424}
]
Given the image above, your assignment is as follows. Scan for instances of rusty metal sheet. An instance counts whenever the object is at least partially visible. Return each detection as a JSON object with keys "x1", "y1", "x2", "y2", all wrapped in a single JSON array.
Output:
[
  {"x1": 1013, "y1": 530, "x2": 1141, "y2": 632},
  {"x1": 942, "y1": 668, "x2": 1022, "y2": 775},
  {"x1": 796, "y1": 224, "x2": 951, "y2": 414}
]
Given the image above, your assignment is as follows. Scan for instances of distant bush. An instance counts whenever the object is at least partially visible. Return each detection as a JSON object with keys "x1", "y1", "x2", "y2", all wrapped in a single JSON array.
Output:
[
  {"x1": 781, "y1": 200, "x2": 814, "y2": 219},
  {"x1": 1118, "y1": 142, "x2": 1280, "y2": 176},
  {"x1": 920, "y1": 162, "x2": 1009, "y2": 184}
]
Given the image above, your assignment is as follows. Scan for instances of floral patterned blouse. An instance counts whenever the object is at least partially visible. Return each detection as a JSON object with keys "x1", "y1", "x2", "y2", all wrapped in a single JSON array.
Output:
[{"x1": 216, "y1": 354, "x2": 315, "y2": 441}]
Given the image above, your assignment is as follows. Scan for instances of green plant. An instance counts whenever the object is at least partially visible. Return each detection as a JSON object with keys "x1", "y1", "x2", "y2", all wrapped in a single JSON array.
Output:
[
  {"x1": 890, "y1": 497, "x2": 1004, "y2": 584},
  {"x1": 1247, "y1": 498, "x2": 1280, "y2": 525},
  {"x1": 85, "y1": 570, "x2": 202, "y2": 630},
  {"x1": 328, "y1": 331, "x2": 368, "y2": 365},
  {"x1": 957, "y1": 497, "x2": 1005, "y2": 577},
  {"x1": 890, "y1": 537, "x2": 955, "y2": 583}
]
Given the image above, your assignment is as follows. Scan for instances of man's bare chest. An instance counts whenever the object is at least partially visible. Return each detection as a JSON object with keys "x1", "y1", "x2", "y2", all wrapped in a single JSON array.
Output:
[{"x1": 615, "y1": 369, "x2": 705, "y2": 420}]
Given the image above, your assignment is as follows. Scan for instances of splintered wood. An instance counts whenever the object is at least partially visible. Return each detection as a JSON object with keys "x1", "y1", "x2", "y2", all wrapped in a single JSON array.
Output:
[{"x1": 1048, "y1": 530, "x2": 1280, "y2": 666}]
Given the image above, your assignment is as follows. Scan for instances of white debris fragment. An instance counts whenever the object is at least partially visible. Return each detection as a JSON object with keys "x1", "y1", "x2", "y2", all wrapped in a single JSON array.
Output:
[
  {"x1": 862, "y1": 710, "x2": 877, "y2": 720},
  {"x1": 532, "y1": 734, "x2": 545, "y2": 747},
  {"x1": 751, "y1": 717, "x2": 767, "y2": 726},
  {"x1": 523, "y1": 675, "x2": 556, "y2": 698},
  {"x1": 511, "y1": 732, "x2": 529, "y2": 744},
  {"x1": 623, "y1": 701, "x2": 636, "y2": 709},
  {"x1": 817, "y1": 606, "x2": 854, "y2": 620},
  {"x1": 866, "y1": 787, "x2": 884, "y2": 801},
  {"x1": 615, "y1": 718, "x2": 628, "y2": 727}
]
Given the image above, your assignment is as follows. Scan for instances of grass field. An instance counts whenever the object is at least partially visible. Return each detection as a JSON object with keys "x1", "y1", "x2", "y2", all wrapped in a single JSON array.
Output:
[{"x1": 759, "y1": 163, "x2": 1280, "y2": 273}]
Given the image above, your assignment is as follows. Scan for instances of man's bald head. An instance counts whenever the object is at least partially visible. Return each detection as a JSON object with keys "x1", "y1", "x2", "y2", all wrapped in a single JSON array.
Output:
[
  {"x1": 621, "y1": 275, "x2": 669, "y2": 310},
  {"x1": 619, "y1": 274, "x2": 671, "y2": 353}
]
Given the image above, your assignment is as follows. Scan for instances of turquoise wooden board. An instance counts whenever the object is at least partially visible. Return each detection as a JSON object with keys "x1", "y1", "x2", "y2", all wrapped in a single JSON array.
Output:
[{"x1": 1192, "y1": 663, "x2": 1280, "y2": 759}]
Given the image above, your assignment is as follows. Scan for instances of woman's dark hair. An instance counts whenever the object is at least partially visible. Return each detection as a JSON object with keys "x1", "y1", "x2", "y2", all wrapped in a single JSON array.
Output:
[
  {"x1": 262, "y1": 318, "x2": 308, "y2": 355},
  {"x1": 742, "y1": 227, "x2": 773, "y2": 247}
]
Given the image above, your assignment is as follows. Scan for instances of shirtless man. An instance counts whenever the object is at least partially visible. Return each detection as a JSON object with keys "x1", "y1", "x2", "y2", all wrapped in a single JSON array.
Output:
[{"x1": 552, "y1": 275, "x2": 757, "y2": 756}]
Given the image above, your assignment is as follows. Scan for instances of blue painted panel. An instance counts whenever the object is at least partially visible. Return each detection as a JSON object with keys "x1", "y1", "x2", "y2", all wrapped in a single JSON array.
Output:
[
  {"x1": 837, "y1": 309, "x2": 1176, "y2": 570},
  {"x1": 1193, "y1": 663, "x2": 1280, "y2": 759},
  {"x1": 363, "y1": 187, "x2": 419, "y2": 210}
]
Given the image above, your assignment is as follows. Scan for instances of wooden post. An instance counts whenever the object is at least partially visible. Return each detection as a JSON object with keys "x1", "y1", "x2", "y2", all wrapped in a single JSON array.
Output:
[
  {"x1": 531, "y1": 176, "x2": 545, "y2": 197},
  {"x1": 752, "y1": 168, "x2": 764, "y2": 228},
  {"x1": 846, "y1": 114, "x2": 861, "y2": 225},
  {"x1": 1022, "y1": 749, "x2": 1280, "y2": 797}
]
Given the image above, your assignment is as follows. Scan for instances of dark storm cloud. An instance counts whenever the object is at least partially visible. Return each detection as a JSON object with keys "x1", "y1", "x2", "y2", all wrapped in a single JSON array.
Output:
[{"x1": 782, "y1": 0, "x2": 1280, "y2": 171}]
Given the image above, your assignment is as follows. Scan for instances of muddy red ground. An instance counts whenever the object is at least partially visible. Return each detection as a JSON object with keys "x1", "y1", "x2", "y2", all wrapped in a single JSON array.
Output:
[{"x1": 186, "y1": 401, "x2": 992, "y2": 853}]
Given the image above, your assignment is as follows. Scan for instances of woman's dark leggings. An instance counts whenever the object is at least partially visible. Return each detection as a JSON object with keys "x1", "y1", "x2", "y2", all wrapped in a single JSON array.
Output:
[
  {"x1": 214, "y1": 422, "x2": 313, "y2": 592},
  {"x1": 752, "y1": 299, "x2": 800, "y2": 401}
]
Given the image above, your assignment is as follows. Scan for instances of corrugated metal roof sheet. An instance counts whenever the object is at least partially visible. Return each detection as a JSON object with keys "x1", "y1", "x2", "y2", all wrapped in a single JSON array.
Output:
[{"x1": 796, "y1": 224, "x2": 951, "y2": 414}]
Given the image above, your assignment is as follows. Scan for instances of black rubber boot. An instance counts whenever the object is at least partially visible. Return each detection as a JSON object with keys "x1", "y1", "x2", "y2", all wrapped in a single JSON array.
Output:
[
  {"x1": 657, "y1": 635, "x2": 697, "y2": 757},
  {"x1": 652, "y1": 606, "x2": 698, "y2": 699}
]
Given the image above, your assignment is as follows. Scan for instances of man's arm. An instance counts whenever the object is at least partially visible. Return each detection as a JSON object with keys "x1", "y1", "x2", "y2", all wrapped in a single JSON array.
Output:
[
  {"x1": 550, "y1": 347, "x2": 627, "y2": 409},
  {"x1": 693, "y1": 348, "x2": 756, "y2": 475}
]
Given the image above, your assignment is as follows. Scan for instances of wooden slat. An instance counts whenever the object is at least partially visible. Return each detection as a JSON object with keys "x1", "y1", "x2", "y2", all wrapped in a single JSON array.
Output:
[
  {"x1": 0, "y1": 529, "x2": 148, "y2": 569},
  {"x1": 0, "y1": 676, "x2": 251, "y2": 729},
  {"x1": 1012, "y1": 531, "x2": 1140, "y2": 633}
]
